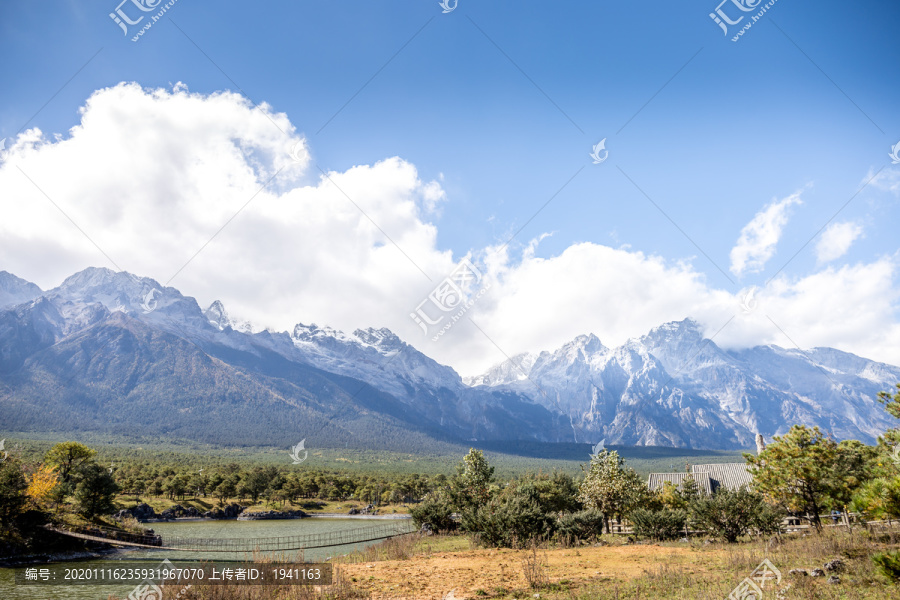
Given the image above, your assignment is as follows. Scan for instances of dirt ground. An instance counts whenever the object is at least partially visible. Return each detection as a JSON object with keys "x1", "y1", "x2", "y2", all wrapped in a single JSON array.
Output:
[{"x1": 339, "y1": 543, "x2": 722, "y2": 599}]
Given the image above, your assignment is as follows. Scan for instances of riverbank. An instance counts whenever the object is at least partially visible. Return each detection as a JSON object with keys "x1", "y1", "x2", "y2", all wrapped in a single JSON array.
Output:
[{"x1": 309, "y1": 513, "x2": 411, "y2": 520}]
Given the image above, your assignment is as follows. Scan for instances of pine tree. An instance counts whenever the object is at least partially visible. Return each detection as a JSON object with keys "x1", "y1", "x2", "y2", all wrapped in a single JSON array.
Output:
[
  {"x1": 746, "y1": 425, "x2": 842, "y2": 531},
  {"x1": 577, "y1": 450, "x2": 646, "y2": 533}
]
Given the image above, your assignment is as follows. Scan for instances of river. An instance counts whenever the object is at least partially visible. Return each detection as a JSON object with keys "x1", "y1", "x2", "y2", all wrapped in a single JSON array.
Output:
[{"x1": 0, "y1": 517, "x2": 409, "y2": 600}]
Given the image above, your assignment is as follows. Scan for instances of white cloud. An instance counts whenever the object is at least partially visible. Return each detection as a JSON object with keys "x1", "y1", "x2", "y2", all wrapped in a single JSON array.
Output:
[
  {"x1": 729, "y1": 192, "x2": 803, "y2": 277},
  {"x1": 1, "y1": 83, "x2": 898, "y2": 377},
  {"x1": 713, "y1": 259, "x2": 900, "y2": 367},
  {"x1": 815, "y1": 221, "x2": 863, "y2": 263},
  {"x1": 868, "y1": 167, "x2": 900, "y2": 195}
]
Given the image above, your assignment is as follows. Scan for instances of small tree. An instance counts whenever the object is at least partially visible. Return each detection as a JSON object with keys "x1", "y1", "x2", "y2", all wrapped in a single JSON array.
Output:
[
  {"x1": 410, "y1": 489, "x2": 457, "y2": 532},
  {"x1": 450, "y1": 449, "x2": 494, "y2": 509},
  {"x1": 849, "y1": 477, "x2": 900, "y2": 522},
  {"x1": 879, "y1": 383, "x2": 900, "y2": 447},
  {"x1": 577, "y1": 450, "x2": 646, "y2": 534},
  {"x1": 73, "y1": 464, "x2": 119, "y2": 520},
  {"x1": 243, "y1": 467, "x2": 273, "y2": 504},
  {"x1": 0, "y1": 459, "x2": 28, "y2": 527},
  {"x1": 26, "y1": 465, "x2": 58, "y2": 505},
  {"x1": 43, "y1": 442, "x2": 96, "y2": 485},
  {"x1": 215, "y1": 475, "x2": 239, "y2": 505},
  {"x1": 878, "y1": 383, "x2": 900, "y2": 419},
  {"x1": 746, "y1": 425, "x2": 842, "y2": 531},
  {"x1": 689, "y1": 486, "x2": 783, "y2": 543},
  {"x1": 461, "y1": 483, "x2": 556, "y2": 547}
]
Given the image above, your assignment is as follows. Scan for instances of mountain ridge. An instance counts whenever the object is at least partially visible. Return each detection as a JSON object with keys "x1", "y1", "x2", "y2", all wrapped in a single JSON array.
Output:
[{"x1": 1, "y1": 267, "x2": 897, "y2": 450}]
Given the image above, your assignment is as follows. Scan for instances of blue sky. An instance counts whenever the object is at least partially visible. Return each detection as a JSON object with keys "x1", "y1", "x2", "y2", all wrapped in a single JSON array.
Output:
[{"x1": 0, "y1": 0, "x2": 898, "y2": 374}]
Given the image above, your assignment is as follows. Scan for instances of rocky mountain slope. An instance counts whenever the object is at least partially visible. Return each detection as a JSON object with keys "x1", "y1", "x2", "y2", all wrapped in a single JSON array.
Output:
[
  {"x1": 0, "y1": 268, "x2": 567, "y2": 450},
  {"x1": 465, "y1": 319, "x2": 899, "y2": 447},
  {"x1": 1, "y1": 268, "x2": 897, "y2": 450}
]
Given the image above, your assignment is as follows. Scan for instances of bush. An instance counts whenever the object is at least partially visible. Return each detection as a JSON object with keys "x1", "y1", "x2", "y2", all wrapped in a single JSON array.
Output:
[
  {"x1": 410, "y1": 492, "x2": 457, "y2": 532},
  {"x1": 555, "y1": 509, "x2": 605, "y2": 542},
  {"x1": 629, "y1": 508, "x2": 687, "y2": 541},
  {"x1": 873, "y1": 550, "x2": 900, "y2": 582},
  {"x1": 690, "y1": 487, "x2": 783, "y2": 543},
  {"x1": 461, "y1": 485, "x2": 556, "y2": 547}
]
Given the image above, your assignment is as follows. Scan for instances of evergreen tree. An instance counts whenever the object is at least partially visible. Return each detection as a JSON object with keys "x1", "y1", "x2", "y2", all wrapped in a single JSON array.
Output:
[
  {"x1": 73, "y1": 464, "x2": 119, "y2": 520},
  {"x1": 0, "y1": 459, "x2": 28, "y2": 526},
  {"x1": 43, "y1": 442, "x2": 96, "y2": 485},
  {"x1": 746, "y1": 425, "x2": 842, "y2": 531},
  {"x1": 577, "y1": 450, "x2": 646, "y2": 533}
]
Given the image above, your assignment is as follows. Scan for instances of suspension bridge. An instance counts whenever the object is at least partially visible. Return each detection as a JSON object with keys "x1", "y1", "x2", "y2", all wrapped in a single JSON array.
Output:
[{"x1": 46, "y1": 520, "x2": 418, "y2": 553}]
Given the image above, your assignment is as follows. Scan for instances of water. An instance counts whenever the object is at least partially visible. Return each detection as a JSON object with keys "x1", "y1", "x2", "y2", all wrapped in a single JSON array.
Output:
[{"x1": 0, "y1": 518, "x2": 405, "y2": 600}]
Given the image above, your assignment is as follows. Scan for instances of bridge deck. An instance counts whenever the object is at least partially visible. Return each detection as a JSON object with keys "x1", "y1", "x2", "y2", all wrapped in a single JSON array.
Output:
[{"x1": 46, "y1": 521, "x2": 417, "y2": 553}]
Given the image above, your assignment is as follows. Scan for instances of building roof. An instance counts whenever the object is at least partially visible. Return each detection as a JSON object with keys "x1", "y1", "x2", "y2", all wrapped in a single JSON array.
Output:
[
  {"x1": 647, "y1": 471, "x2": 713, "y2": 496},
  {"x1": 691, "y1": 463, "x2": 754, "y2": 493}
]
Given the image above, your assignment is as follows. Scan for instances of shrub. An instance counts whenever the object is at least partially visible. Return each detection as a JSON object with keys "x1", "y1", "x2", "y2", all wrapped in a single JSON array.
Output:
[
  {"x1": 410, "y1": 492, "x2": 457, "y2": 532},
  {"x1": 555, "y1": 509, "x2": 605, "y2": 542},
  {"x1": 629, "y1": 508, "x2": 687, "y2": 541},
  {"x1": 873, "y1": 550, "x2": 900, "y2": 582},
  {"x1": 461, "y1": 485, "x2": 556, "y2": 547},
  {"x1": 690, "y1": 486, "x2": 783, "y2": 543}
]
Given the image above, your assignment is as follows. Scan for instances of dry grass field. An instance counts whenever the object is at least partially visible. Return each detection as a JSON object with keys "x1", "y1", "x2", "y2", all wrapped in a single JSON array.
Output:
[{"x1": 110, "y1": 526, "x2": 900, "y2": 600}]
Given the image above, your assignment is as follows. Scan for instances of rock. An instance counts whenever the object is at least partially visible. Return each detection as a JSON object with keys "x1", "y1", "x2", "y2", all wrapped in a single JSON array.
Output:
[
  {"x1": 824, "y1": 559, "x2": 844, "y2": 572},
  {"x1": 788, "y1": 569, "x2": 808, "y2": 576},
  {"x1": 223, "y1": 504, "x2": 245, "y2": 519},
  {"x1": 827, "y1": 575, "x2": 841, "y2": 584},
  {"x1": 133, "y1": 504, "x2": 156, "y2": 520},
  {"x1": 112, "y1": 503, "x2": 157, "y2": 522},
  {"x1": 678, "y1": 537, "x2": 689, "y2": 543},
  {"x1": 810, "y1": 568, "x2": 825, "y2": 577},
  {"x1": 348, "y1": 508, "x2": 360, "y2": 515}
]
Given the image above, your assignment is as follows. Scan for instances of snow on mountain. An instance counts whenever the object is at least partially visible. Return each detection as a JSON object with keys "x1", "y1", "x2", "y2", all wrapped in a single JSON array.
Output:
[
  {"x1": 468, "y1": 318, "x2": 900, "y2": 447},
  {"x1": 203, "y1": 300, "x2": 255, "y2": 333},
  {"x1": 3, "y1": 267, "x2": 897, "y2": 449},
  {"x1": 0, "y1": 271, "x2": 42, "y2": 309},
  {"x1": 289, "y1": 322, "x2": 464, "y2": 396}
]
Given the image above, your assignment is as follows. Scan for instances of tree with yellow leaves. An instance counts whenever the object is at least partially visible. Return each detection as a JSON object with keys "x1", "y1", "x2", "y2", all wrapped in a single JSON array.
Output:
[{"x1": 26, "y1": 465, "x2": 58, "y2": 505}]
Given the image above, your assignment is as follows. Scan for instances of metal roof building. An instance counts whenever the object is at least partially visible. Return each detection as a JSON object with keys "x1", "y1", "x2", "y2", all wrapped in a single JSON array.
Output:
[
  {"x1": 647, "y1": 463, "x2": 754, "y2": 496},
  {"x1": 647, "y1": 471, "x2": 713, "y2": 496},
  {"x1": 691, "y1": 463, "x2": 754, "y2": 493}
]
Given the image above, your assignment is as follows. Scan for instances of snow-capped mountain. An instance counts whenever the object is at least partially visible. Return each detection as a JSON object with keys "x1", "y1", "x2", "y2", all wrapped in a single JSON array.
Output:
[
  {"x1": 0, "y1": 267, "x2": 567, "y2": 447},
  {"x1": 0, "y1": 271, "x2": 42, "y2": 309},
  {"x1": 203, "y1": 300, "x2": 255, "y2": 334},
  {"x1": 1, "y1": 267, "x2": 897, "y2": 450},
  {"x1": 467, "y1": 319, "x2": 900, "y2": 447}
]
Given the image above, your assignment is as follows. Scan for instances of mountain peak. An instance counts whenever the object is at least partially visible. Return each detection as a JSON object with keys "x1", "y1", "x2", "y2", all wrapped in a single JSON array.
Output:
[
  {"x1": 55, "y1": 267, "x2": 164, "y2": 297},
  {"x1": 643, "y1": 318, "x2": 704, "y2": 343},
  {"x1": 203, "y1": 300, "x2": 254, "y2": 333},
  {"x1": 204, "y1": 300, "x2": 229, "y2": 329},
  {"x1": 0, "y1": 271, "x2": 43, "y2": 309},
  {"x1": 570, "y1": 333, "x2": 606, "y2": 354},
  {"x1": 353, "y1": 327, "x2": 405, "y2": 351}
]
